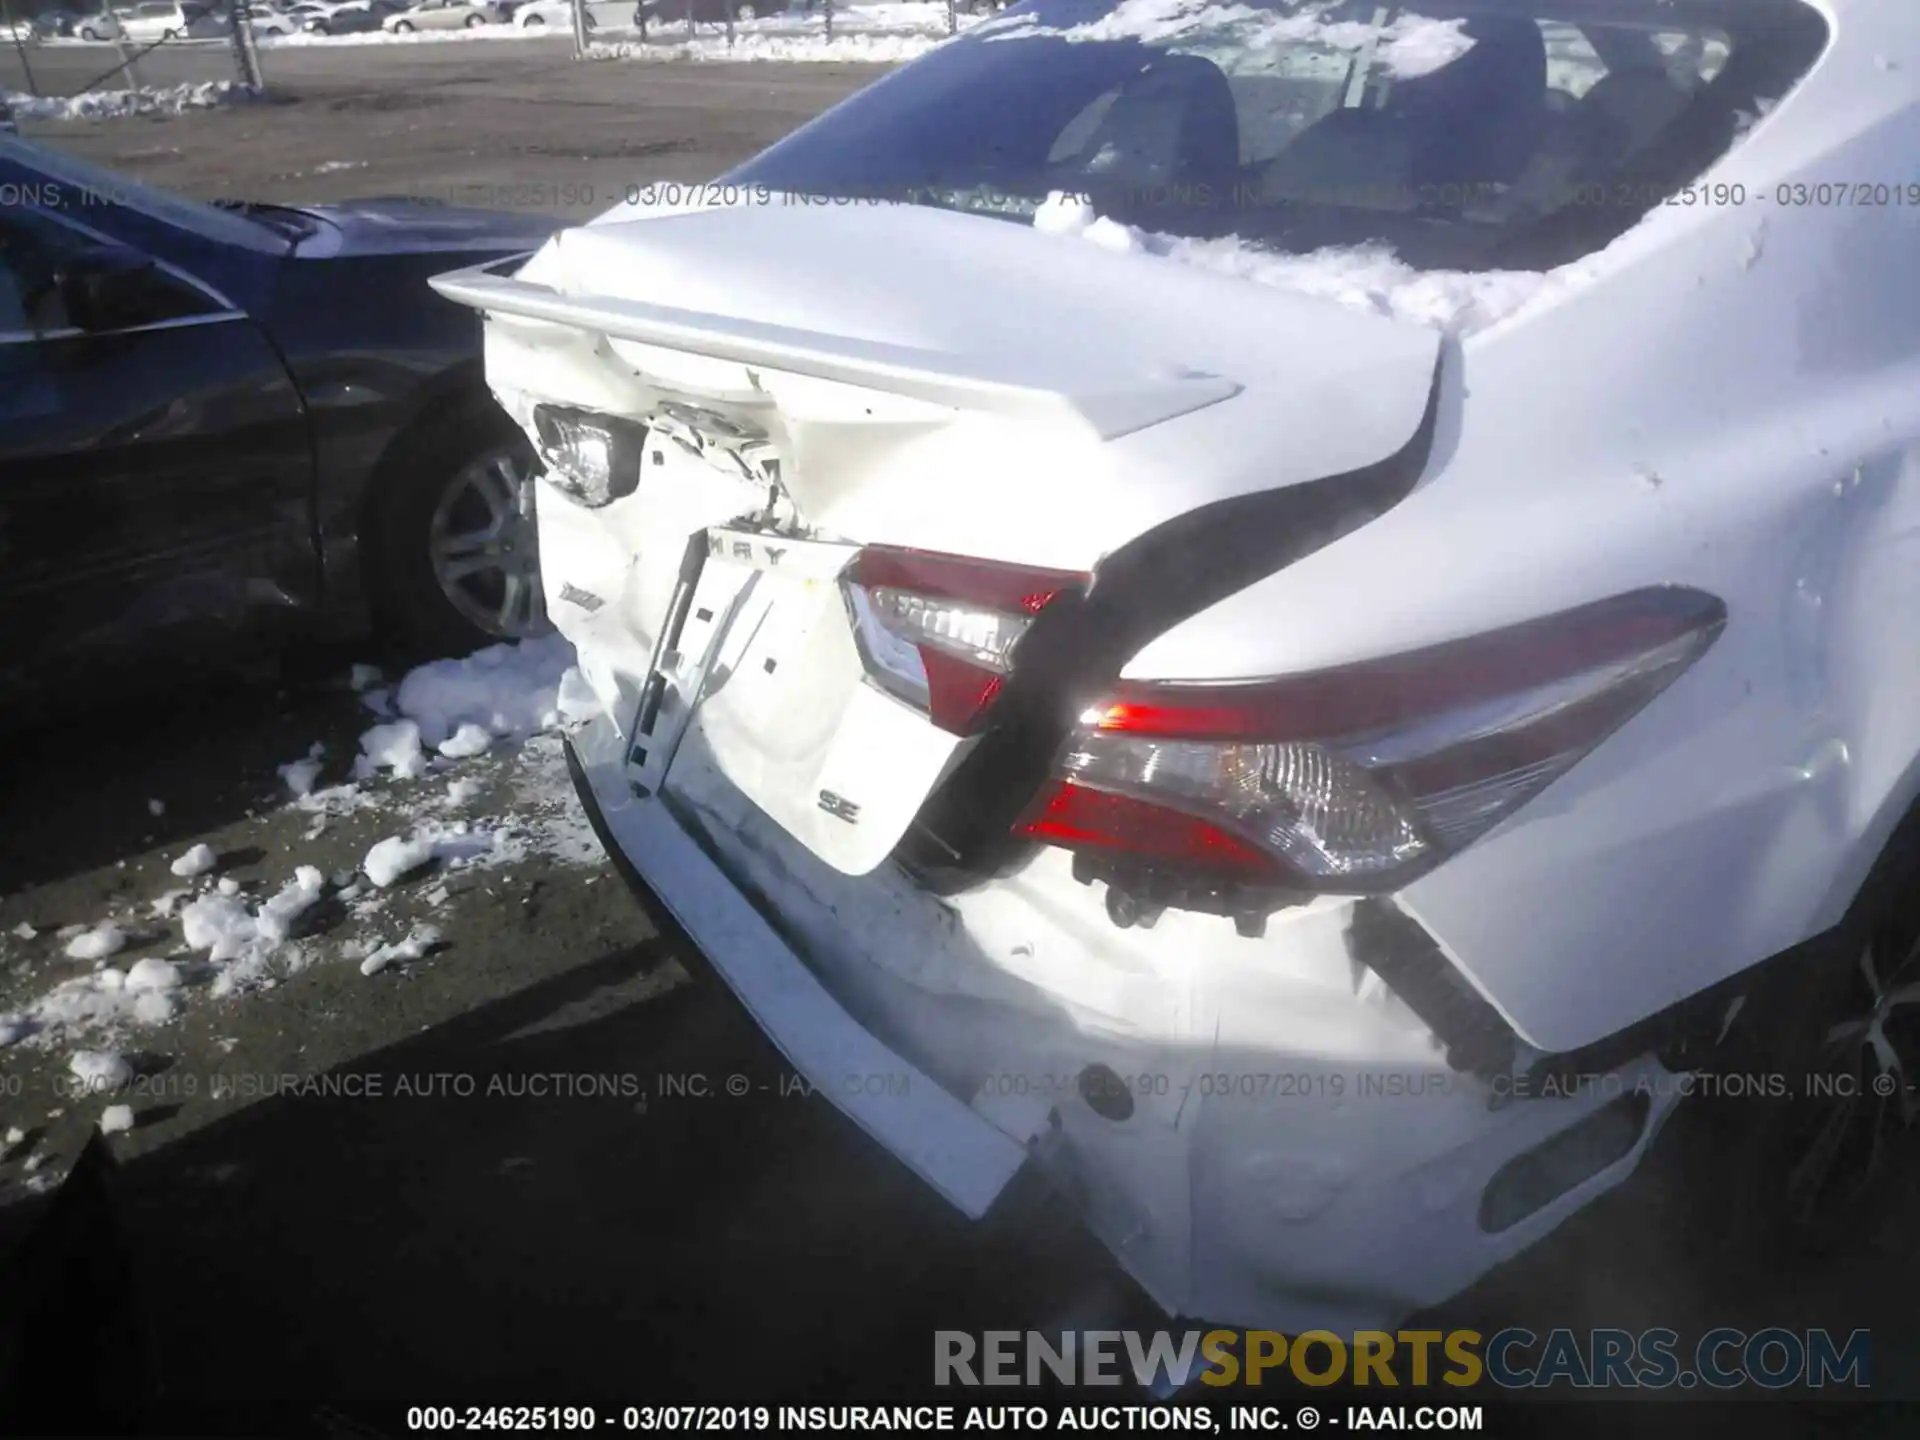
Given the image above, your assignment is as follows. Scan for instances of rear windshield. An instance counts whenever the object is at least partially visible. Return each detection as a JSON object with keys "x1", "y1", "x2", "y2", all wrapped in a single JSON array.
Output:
[{"x1": 725, "y1": 0, "x2": 1829, "y2": 272}]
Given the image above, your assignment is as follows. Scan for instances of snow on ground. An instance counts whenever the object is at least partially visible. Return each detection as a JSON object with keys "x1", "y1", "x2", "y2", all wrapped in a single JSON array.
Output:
[
  {"x1": 0, "y1": 635, "x2": 608, "y2": 1056},
  {"x1": 1029, "y1": 190, "x2": 1596, "y2": 337},
  {"x1": 3, "y1": 81, "x2": 256, "y2": 122}
]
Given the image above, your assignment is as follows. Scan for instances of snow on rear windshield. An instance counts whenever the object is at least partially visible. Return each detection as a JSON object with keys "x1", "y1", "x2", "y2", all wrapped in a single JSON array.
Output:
[
  {"x1": 726, "y1": 0, "x2": 1828, "y2": 273},
  {"x1": 976, "y1": 0, "x2": 1479, "y2": 80}
]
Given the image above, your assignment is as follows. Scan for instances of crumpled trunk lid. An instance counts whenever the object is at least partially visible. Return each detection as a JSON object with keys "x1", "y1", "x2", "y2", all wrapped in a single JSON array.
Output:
[{"x1": 431, "y1": 198, "x2": 1442, "y2": 875}]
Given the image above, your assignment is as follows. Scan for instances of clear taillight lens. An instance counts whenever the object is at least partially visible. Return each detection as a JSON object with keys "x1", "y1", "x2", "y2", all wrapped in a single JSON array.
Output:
[
  {"x1": 1019, "y1": 587, "x2": 1727, "y2": 891},
  {"x1": 841, "y1": 547, "x2": 1087, "y2": 736}
]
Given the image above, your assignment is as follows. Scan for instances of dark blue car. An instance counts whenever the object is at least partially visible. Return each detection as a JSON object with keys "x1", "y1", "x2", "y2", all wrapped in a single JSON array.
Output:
[{"x1": 0, "y1": 137, "x2": 564, "y2": 708}]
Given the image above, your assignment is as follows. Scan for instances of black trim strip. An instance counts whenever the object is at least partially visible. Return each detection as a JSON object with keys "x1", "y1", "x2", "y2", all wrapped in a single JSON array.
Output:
[{"x1": 899, "y1": 357, "x2": 1447, "y2": 889}]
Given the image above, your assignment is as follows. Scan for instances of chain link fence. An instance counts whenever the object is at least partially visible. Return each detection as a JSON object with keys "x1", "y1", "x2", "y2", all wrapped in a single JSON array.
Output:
[{"x1": 1, "y1": 0, "x2": 263, "y2": 109}]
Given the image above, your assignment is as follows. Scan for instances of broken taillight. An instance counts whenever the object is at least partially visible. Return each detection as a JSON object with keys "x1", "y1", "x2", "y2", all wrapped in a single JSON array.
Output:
[
  {"x1": 1016, "y1": 587, "x2": 1727, "y2": 893},
  {"x1": 840, "y1": 547, "x2": 1088, "y2": 736}
]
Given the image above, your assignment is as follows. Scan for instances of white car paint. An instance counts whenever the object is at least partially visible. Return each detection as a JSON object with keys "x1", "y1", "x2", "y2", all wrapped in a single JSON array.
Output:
[{"x1": 434, "y1": 0, "x2": 1920, "y2": 1330}]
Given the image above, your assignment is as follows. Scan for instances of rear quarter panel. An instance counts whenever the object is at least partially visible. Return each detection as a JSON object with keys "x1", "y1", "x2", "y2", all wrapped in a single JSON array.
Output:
[{"x1": 1121, "y1": 24, "x2": 1920, "y2": 1053}]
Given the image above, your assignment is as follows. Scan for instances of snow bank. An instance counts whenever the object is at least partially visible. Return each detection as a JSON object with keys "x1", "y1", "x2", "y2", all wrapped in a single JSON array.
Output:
[
  {"x1": 591, "y1": 27, "x2": 948, "y2": 61},
  {"x1": 1029, "y1": 191, "x2": 1593, "y2": 337},
  {"x1": 4, "y1": 81, "x2": 255, "y2": 123}
]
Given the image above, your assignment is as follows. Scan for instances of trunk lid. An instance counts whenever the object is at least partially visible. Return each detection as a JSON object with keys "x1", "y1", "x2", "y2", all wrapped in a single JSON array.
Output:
[{"x1": 432, "y1": 199, "x2": 1443, "y2": 876}]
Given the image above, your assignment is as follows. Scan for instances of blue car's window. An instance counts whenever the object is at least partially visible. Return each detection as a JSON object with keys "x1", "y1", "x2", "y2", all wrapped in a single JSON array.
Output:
[{"x1": 725, "y1": 0, "x2": 1828, "y2": 271}]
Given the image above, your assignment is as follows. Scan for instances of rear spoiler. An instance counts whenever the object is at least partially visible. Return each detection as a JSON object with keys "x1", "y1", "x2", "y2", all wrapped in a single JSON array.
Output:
[{"x1": 429, "y1": 261, "x2": 1242, "y2": 441}]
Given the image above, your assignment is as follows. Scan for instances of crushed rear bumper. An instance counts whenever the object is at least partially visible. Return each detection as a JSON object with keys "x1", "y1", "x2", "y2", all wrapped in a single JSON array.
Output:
[{"x1": 563, "y1": 719, "x2": 1030, "y2": 1219}]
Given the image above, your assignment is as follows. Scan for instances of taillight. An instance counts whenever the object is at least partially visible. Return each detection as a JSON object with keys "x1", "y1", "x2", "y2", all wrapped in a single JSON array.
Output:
[
  {"x1": 841, "y1": 547, "x2": 1088, "y2": 736},
  {"x1": 1016, "y1": 587, "x2": 1726, "y2": 894}
]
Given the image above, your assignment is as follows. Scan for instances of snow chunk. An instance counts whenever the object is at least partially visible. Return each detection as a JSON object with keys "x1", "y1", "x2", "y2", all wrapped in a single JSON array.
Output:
[
  {"x1": 447, "y1": 777, "x2": 483, "y2": 807},
  {"x1": 126, "y1": 958, "x2": 182, "y2": 993},
  {"x1": 3, "y1": 81, "x2": 254, "y2": 123},
  {"x1": 356, "y1": 718, "x2": 427, "y2": 780},
  {"x1": 12, "y1": 921, "x2": 36, "y2": 940},
  {"x1": 255, "y1": 867, "x2": 327, "y2": 945},
  {"x1": 4, "y1": 1126, "x2": 22, "y2": 1147},
  {"x1": 556, "y1": 666, "x2": 605, "y2": 726},
  {"x1": 170, "y1": 843, "x2": 218, "y2": 878},
  {"x1": 100, "y1": 1104, "x2": 135, "y2": 1135},
  {"x1": 147, "y1": 798, "x2": 166, "y2": 817},
  {"x1": 359, "y1": 924, "x2": 443, "y2": 976},
  {"x1": 0, "y1": 1015, "x2": 26, "y2": 1047},
  {"x1": 438, "y1": 722, "x2": 494, "y2": 759},
  {"x1": 133, "y1": 990, "x2": 178, "y2": 1025},
  {"x1": 394, "y1": 634, "x2": 577, "y2": 749},
  {"x1": 69, "y1": 1050, "x2": 133, "y2": 1093},
  {"x1": 279, "y1": 755, "x2": 325, "y2": 798},
  {"x1": 64, "y1": 923, "x2": 126, "y2": 962},
  {"x1": 365, "y1": 834, "x2": 436, "y2": 888},
  {"x1": 149, "y1": 889, "x2": 192, "y2": 918},
  {"x1": 181, "y1": 894, "x2": 257, "y2": 962},
  {"x1": 217, "y1": 877, "x2": 242, "y2": 897},
  {"x1": 348, "y1": 662, "x2": 384, "y2": 691}
]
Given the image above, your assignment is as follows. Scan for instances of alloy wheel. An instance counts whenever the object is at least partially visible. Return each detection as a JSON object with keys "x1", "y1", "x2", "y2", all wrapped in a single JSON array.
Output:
[
  {"x1": 427, "y1": 447, "x2": 549, "y2": 640},
  {"x1": 1779, "y1": 930, "x2": 1920, "y2": 1238}
]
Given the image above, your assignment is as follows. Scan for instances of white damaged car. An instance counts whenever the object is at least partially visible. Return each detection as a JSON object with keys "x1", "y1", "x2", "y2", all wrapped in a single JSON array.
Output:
[{"x1": 432, "y1": 0, "x2": 1920, "y2": 1330}]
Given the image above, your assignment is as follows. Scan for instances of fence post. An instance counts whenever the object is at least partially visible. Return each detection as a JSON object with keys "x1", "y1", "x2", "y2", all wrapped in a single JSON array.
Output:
[
  {"x1": 822, "y1": 0, "x2": 830, "y2": 41},
  {"x1": 570, "y1": 0, "x2": 587, "y2": 56},
  {"x1": 683, "y1": 0, "x2": 692, "y2": 38},
  {"x1": 227, "y1": 1, "x2": 264, "y2": 92},
  {"x1": 945, "y1": 0, "x2": 954, "y2": 35},
  {"x1": 0, "y1": 0, "x2": 39, "y2": 97}
]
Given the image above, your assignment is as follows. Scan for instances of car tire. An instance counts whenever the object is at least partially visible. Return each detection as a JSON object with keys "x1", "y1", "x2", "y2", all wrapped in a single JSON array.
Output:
[
  {"x1": 464, "y1": 10, "x2": 482, "y2": 21},
  {"x1": 79, "y1": 23, "x2": 99, "y2": 37},
  {"x1": 368, "y1": 395, "x2": 551, "y2": 660},
  {"x1": 391, "y1": 17, "x2": 412, "y2": 27},
  {"x1": 1659, "y1": 807, "x2": 1920, "y2": 1257},
  {"x1": 521, "y1": 10, "x2": 542, "y2": 21}
]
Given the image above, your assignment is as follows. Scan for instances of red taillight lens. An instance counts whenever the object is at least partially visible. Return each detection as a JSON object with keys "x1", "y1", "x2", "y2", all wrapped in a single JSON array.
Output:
[
  {"x1": 841, "y1": 546, "x2": 1087, "y2": 736},
  {"x1": 1016, "y1": 588, "x2": 1726, "y2": 892}
]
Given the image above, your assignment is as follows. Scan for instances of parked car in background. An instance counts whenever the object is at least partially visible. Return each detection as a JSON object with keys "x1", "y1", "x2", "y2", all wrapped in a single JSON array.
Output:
[
  {"x1": 29, "y1": 9, "x2": 83, "y2": 36},
  {"x1": 0, "y1": 135, "x2": 564, "y2": 712},
  {"x1": 632, "y1": 0, "x2": 782, "y2": 23},
  {"x1": 433, "y1": 0, "x2": 1920, "y2": 1338},
  {"x1": 383, "y1": 0, "x2": 508, "y2": 30},
  {"x1": 113, "y1": 0, "x2": 225, "y2": 39},
  {"x1": 72, "y1": 10, "x2": 124, "y2": 38},
  {"x1": 241, "y1": 4, "x2": 299, "y2": 33},
  {"x1": 511, "y1": 0, "x2": 601, "y2": 27},
  {"x1": 299, "y1": 0, "x2": 395, "y2": 32}
]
